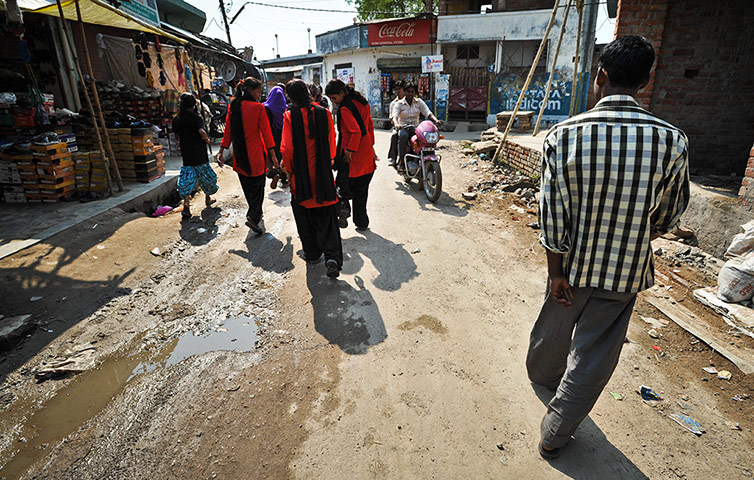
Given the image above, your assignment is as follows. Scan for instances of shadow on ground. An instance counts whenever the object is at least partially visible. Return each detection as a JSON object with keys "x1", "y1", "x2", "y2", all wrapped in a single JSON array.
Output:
[
  {"x1": 0, "y1": 208, "x2": 142, "y2": 385},
  {"x1": 393, "y1": 180, "x2": 471, "y2": 217},
  {"x1": 306, "y1": 269, "x2": 387, "y2": 354},
  {"x1": 228, "y1": 229, "x2": 295, "y2": 274},
  {"x1": 179, "y1": 206, "x2": 221, "y2": 246},
  {"x1": 342, "y1": 229, "x2": 418, "y2": 291},
  {"x1": 532, "y1": 384, "x2": 649, "y2": 479}
]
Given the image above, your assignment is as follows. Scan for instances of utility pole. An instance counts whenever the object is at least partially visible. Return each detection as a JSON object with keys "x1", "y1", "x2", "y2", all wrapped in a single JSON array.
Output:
[
  {"x1": 219, "y1": 0, "x2": 232, "y2": 46},
  {"x1": 275, "y1": 33, "x2": 280, "y2": 58},
  {"x1": 307, "y1": 28, "x2": 312, "y2": 54}
]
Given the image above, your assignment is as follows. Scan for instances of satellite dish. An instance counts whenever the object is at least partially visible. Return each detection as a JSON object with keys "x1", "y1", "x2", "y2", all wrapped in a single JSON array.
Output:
[{"x1": 221, "y1": 61, "x2": 237, "y2": 82}]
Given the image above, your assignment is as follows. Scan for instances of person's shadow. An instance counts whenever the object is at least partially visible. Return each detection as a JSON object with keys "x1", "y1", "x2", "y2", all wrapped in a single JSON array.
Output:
[
  {"x1": 229, "y1": 231, "x2": 295, "y2": 274},
  {"x1": 342, "y1": 229, "x2": 418, "y2": 291},
  {"x1": 179, "y1": 206, "x2": 221, "y2": 246},
  {"x1": 306, "y1": 269, "x2": 387, "y2": 354},
  {"x1": 531, "y1": 385, "x2": 650, "y2": 479}
]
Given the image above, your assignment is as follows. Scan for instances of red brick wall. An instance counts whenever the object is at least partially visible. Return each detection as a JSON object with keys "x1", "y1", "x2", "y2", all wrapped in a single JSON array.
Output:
[
  {"x1": 496, "y1": 141, "x2": 541, "y2": 178},
  {"x1": 615, "y1": 0, "x2": 754, "y2": 176}
]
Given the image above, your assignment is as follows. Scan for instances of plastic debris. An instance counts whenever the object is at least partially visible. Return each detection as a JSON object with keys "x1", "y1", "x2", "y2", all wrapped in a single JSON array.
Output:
[
  {"x1": 733, "y1": 395, "x2": 746, "y2": 402},
  {"x1": 152, "y1": 205, "x2": 173, "y2": 217},
  {"x1": 30, "y1": 296, "x2": 42, "y2": 302},
  {"x1": 718, "y1": 370, "x2": 732, "y2": 380},
  {"x1": 610, "y1": 392, "x2": 623, "y2": 401},
  {"x1": 681, "y1": 394, "x2": 690, "y2": 401},
  {"x1": 639, "y1": 386, "x2": 663, "y2": 401},
  {"x1": 648, "y1": 329, "x2": 660, "y2": 339},
  {"x1": 677, "y1": 401, "x2": 690, "y2": 410},
  {"x1": 725, "y1": 421, "x2": 742, "y2": 430},
  {"x1": 651, "y1": 345, "x2": 662, "y2": 352},
  {"x1": 150, "y1": 247, "x2": 161, "y2": 256},
  {"x1": 669, "y1": 413, "x2": 705, "y2": 436},
  {"x1": 410, "y1": 248, "x2": 421, "y2": 254},
  {"x1": 702, "y1": 367, "x2": 718, "y2": 374}
]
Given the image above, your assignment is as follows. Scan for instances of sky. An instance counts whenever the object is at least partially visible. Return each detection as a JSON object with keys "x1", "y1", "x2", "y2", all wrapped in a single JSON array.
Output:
[{"x1": 191, "y1": 0, "x2": 617, "y2": 62}]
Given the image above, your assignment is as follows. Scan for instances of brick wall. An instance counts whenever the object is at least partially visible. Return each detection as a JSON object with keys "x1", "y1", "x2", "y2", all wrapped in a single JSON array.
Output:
[
  {"x1": 615, "y1": 0, "x2": 754, "y2": 176},
  {"x1": 495, "y1": 141, "x2": 541, "y2": 178},
  {"x1": 738, "y1": 142, "x2": 754, "y2": 204}
]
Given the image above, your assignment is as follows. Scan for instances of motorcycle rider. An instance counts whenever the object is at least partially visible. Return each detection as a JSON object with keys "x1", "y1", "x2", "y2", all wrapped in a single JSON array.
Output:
[
  {"x1": 387, "y1": 80, "x2": 405, "y2": 167},
  {"x1": 391, "y1": 82, "x2": 442, "y2": 173}
]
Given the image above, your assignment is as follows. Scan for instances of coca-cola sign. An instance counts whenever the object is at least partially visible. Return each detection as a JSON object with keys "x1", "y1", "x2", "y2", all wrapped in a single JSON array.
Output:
[{"x1": 368, "y1": 18, "x2": 433, "y2": 46}]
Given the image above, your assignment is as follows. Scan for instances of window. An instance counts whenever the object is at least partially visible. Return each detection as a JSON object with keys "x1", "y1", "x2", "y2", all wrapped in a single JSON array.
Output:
[{"x1": 457, "y1": 45, "x2": 480, "y2": 60}]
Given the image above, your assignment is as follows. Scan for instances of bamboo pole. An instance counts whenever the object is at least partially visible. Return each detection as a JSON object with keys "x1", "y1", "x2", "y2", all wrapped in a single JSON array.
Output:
[
  {"x1": 533, "y1": 0, "x2": 572, "y2": 136},
  {"x1": 53, "y1": 0, "x2": 113, "y2": 195},
  {"x1": 569, "y1": 0, "x2": 585, "y2": 117},
  {"x1": 73, "y1": 0, "x2": 123, "y2": 191},
  {"x1": 493, "y1": 0, "x2": 560, "y2": 163}
]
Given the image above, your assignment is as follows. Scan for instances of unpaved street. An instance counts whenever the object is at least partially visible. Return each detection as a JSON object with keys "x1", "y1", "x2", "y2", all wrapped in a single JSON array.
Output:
[{"x1": 1, "y1": 130, "x2": 753, "y2": 479}]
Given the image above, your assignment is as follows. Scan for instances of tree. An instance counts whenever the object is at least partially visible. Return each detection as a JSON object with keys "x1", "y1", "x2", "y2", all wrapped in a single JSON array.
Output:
[{"x1": 347, "y1": 0, "x2": 436, "y2": 21}]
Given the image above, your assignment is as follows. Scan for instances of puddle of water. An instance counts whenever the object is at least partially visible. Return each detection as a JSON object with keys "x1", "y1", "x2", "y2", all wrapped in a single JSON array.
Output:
[
  {"x1": 0, "y1": 316, "x2": 257, "y2": 477},
  {"x1": 131, "y1": 315, "x2": 258, "y2": 377}
]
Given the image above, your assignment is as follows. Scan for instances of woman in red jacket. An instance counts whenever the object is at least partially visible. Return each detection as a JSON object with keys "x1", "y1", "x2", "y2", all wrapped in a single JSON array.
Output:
[
  {"x1": 324, "y1": 79, "x2": 377, "y2": 231},
  {"x1": 281, "y1": 80, "x2": 342, "y2": 278},
  {"x1": 217, "y1": 77, "x2": 279, "y2": 234}
]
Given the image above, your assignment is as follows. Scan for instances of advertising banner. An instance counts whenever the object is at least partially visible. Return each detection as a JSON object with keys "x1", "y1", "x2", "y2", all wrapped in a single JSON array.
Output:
[
  {"x1": 368, "y1": 19, "x2": 433, "y2": 46},
  {"x1": 422, "y1": 55, "x2": 444, "y2": 73}
]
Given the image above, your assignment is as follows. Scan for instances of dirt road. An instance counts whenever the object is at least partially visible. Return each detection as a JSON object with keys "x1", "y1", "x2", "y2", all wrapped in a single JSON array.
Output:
[{"x1": 1, "y1": 131, "x2": 752, "y2": 479}]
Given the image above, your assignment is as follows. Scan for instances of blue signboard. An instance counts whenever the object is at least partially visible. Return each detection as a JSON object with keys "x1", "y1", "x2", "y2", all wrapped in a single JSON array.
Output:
[{"x1": 489, "y1": 72, "x2": 574, "y2": 123}]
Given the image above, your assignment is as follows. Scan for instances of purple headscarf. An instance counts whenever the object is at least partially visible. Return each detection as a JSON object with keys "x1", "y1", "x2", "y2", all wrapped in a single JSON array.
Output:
[{"x1": 264, "y1": 86, "x2": 287, "y2": 131}]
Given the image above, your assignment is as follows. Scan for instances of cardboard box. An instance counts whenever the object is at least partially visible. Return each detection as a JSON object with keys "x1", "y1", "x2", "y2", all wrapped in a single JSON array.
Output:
[
  {"x1": 3, "y1": 192, "x2": 26, "y2": 203},
  {"x1": 31, "y1": 142, "x2": 68, "y2": 155},
  {"x1": 35, "y1": 153, "x2": 72, "y2": 165},
  {"x1": 132, "y1": 144, "x2": 155, "y2": 156},
  {"x1": 2, "y1": 185, "x2": 24, "y2": 193},
  {"x1": 37, "y1": 164, "x2": 74, "y2": 178},
  {"x1": 0, "y1": 173, "x2": 21, "y2": 184}
]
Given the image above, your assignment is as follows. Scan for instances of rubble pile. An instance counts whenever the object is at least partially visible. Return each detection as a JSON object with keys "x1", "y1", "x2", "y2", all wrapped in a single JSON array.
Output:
[{"x1": 663, "y1": 246, "x2": 709, "y2": 270}]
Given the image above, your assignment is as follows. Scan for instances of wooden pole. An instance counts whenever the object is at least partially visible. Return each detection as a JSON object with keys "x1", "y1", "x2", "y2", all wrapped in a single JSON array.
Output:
[
  {"x1": 54, "y1": 0, "x2": 114, "y2": 195},
  {"x1": 493, "y1": 0, "x2": 560, "y2": 163},
  {"x1": 569, "y1": 0, "x2": 584, "y2": 117},
  {"x1": 73, "y1": 0, "x2": 123, "y2": 191},
  {"x1": 533, "y1": 0, "x2": 572, "y2": 136},
  {"x1": 190, "y1": 52, "x2": 212, "y2": 155}
]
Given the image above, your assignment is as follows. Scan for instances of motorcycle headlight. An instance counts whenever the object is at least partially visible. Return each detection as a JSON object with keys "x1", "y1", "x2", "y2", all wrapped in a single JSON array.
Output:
[{"x1": 424, "y1": 132, "x2": 439, "y2": 143}]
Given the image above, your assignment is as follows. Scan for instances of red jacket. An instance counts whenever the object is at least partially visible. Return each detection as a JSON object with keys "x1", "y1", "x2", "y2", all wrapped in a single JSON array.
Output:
[
  {"x1": 220, "y1": 100, "x2": 274, "y2": 177},
  {"x1": 281, "y1": 107, "x2": 338, "y2": 209},
  {"x1": 339, "y1": 101, "x2": 376, "y2": 178}
]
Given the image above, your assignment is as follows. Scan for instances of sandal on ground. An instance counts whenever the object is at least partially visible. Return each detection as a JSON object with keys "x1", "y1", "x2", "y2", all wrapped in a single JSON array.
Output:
[{"x1": 205, "y1": 197, "x2": 215, "y2": 207}]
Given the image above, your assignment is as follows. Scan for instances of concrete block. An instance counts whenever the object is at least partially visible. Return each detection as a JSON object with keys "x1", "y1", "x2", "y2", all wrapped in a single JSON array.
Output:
[{"x1": 0, "y1": 314, "x2": 35, "y2": 351}]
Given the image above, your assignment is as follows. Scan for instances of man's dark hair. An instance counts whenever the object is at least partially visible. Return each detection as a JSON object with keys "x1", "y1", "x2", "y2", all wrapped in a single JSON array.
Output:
[
  {"x1": 598, "y1": 35, "x2": 655, "y2": 89},
  {"x1": 404, "y1": 82, "x2": 417, "y2": 93},
  {"x1": 393, "y1": 80, "x2": 405, "y2": 91}
]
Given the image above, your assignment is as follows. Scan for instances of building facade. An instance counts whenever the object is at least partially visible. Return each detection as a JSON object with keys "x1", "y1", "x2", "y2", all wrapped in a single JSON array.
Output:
[
  {"x1": 437, "y1": 0, "x2": 591, "y2": 125},
  {"x1": 317, "y1": 18, "x2": 437, "y2": 120}
]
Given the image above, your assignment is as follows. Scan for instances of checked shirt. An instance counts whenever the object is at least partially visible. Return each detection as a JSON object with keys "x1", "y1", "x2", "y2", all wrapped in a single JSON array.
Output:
[{"x1": 539, "y1": 95, "x2": 690, "y2": 293}]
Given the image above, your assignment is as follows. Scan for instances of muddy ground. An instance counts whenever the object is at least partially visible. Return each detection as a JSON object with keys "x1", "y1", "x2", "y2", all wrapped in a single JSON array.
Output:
[{"x1": 0, "y1": 131, "x2": 753, "y2": 479}]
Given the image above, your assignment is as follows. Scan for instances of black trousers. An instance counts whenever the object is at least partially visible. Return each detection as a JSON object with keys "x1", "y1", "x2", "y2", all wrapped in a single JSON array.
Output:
[
  {"x1": 388, "y1": 130, "x2": 399, "y2": 161},
  {"x1": 237, "y1": 173, "x2": 265, "y2": 223},
  {"x1": 339, "y1": 172, "x2": 373, "y2": 229},
  {"x1": 397, "y1": 127, "x2": 415, "y2": 164},
  {"x1": 291, "y1": 202, "x2": 343, "y2": 266}
]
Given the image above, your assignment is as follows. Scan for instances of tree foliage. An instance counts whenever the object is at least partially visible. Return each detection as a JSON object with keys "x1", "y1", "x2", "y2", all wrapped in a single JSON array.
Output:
[{"x1": 347, "y1": 0, "x2": 435, "y2": 21}]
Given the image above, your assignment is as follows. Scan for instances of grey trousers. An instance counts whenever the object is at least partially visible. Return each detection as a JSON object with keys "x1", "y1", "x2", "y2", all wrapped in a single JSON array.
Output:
[{"x1": 526, "y1": 285, "x2": 637, "y2": 448}]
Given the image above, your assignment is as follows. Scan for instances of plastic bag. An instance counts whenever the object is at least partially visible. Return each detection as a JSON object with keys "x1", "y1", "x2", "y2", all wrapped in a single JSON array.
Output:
[
  {"x1": 717, "y1": 252, "x2": 754, "y2": 303},
  {"x1": 726, "y1": 220, "x2": 754, "y2": 258}
]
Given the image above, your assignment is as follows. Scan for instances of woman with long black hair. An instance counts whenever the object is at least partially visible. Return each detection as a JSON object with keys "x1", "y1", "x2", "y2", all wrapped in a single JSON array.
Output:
[
  {"x1": 172, "y1": 92, "x2": 217, "y2": 219},
  {"x1": 324, "y1": 79, "x2": 377, "y2": 231},
  {"x1": 217, "y1": 77, "x2": 279, "y2": 234},
  {"x1": 281, "y1": 80, "x2": 342, "y2": 278}
]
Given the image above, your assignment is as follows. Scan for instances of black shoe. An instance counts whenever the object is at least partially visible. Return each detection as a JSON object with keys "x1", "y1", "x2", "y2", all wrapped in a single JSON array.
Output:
[
  {"x1": 538, "y1": 442, "x2": 561, "y2": 459},
  {"x1": 326, "y1": 259, "x2": 340, "y2": 278},
  {"x1": 355, "y1": 225, "x2": 368, "y2": 232},
  {"x1": 246, "y1": 218, "x2": 264, "y2": 234}
]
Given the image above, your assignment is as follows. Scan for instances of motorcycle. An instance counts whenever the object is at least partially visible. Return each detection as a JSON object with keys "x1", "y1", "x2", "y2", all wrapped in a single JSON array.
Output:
[
  {"x1": 200, "y1": 90, "x2": 231, "y2": 139},
  {"x1": 398, "y1": 120, "x2": 443, "y2": 203}
]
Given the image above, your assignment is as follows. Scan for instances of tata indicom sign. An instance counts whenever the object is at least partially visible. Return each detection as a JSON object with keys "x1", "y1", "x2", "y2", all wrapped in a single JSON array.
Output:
[{"x1": 367, "y1": 18, "x2": 433, "y2": 46}]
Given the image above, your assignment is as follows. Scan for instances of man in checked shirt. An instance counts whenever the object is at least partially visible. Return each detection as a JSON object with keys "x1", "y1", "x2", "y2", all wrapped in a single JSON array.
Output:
[{"x1": 527, "y1": 36, "x2": 690, "y2": 459}]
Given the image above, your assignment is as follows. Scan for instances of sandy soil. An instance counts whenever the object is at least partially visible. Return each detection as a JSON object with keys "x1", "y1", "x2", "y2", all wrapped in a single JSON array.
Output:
[{"x1": 0, "y1": 132, "x2": 752, "y2": 479}]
